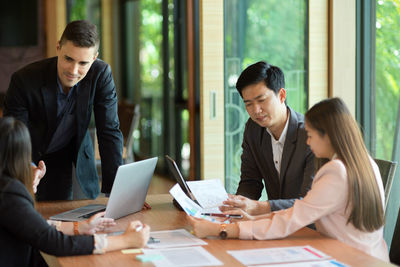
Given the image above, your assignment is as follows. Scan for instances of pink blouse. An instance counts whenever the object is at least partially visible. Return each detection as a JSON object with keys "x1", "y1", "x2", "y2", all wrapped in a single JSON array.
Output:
[{"x1": 238, "y1": 159, "x2": 389, "y2": 261}]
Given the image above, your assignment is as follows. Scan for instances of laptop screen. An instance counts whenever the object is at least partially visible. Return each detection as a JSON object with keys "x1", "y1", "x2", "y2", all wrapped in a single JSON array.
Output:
[{"x1": 165, "y1": 155, "x2": 197, "y2": 203}]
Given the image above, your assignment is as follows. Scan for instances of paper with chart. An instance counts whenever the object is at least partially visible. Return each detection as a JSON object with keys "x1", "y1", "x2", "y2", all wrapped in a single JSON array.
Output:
[
  {"x1": 169, "y1": 181, "x2": 229, "y2": 220},
  {"x1": 142, "y1": 246, "x2": 223, "y2": 267},
  {"x1": 187, "y1": 179, "x2": 229, "y2": 213},
  {"x1": 146, "y1": 229, "x2": 207, "y2": 249},
  {"x1": 169, "y1": 183, "x2": 203, "y2": 217},
  {"x1": 227, "y1": 246, "x2": 331, "y2": 266}
]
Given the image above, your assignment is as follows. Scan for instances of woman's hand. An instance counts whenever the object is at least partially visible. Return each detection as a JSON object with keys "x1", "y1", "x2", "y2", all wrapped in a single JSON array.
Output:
[
  {"x1": 122, "y1": 221, "x2": 150, "y2": 248},
  {"x1": 32, "y1": 161, "x2": 46, "y2": 193},
  {"x1": 79, "y1": 212, "x2": 116, "y2": 235},
  {"x1": 187, "y1": 216, "x2": 220, "y2": 238}
]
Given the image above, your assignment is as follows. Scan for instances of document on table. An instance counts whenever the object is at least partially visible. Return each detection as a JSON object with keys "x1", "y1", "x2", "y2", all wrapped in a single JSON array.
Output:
[
  {"x1": 187, "y1": 179, "x2": 229, "y2": 212},
  {"x1": 256, "y1": 259, "x2": 348, "y2": 267},
  {"x1": 146, "y1": 229, "x2": 207, "y2": 249},
  {"x1": 142, "y1": 246, "x2": 223, "y2": 266},
  {"x1": 227, "y1": 246, "x2": 331, "y2": 266}
]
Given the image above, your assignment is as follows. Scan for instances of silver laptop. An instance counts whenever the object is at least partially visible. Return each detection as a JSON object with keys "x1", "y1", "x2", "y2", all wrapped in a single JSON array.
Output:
[{"x1": 50, "y1": 157, "x2": 158, "y2": 221}]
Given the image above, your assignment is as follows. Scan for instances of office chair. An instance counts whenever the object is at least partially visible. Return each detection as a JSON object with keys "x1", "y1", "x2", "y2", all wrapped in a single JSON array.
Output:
[
  {"x1": 374, "y1": 158, "x2": 397, "y2": 209},
  {"x1": 390, "y1": 206, "x2": 400, "y2": 265},
  {"x1": 118, "y1": 100, "x2": 140, "y2": 164}
]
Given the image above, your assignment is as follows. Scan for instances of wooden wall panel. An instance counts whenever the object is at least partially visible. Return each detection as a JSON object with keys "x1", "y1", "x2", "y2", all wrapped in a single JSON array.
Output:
[{"x1": 199, "y1": 0, "x2": 224, "y2": 182}]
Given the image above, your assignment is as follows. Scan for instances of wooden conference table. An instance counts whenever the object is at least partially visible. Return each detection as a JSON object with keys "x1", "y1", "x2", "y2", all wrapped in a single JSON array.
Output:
[{"x1": 37, "y1": 194, "x2": 393, "y2": 267}]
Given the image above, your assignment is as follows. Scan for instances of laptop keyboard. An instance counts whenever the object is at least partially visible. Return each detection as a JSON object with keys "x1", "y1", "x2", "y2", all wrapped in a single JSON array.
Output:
[{"x1": 79, "y1": 208, "x2": 106, "y2": 219}]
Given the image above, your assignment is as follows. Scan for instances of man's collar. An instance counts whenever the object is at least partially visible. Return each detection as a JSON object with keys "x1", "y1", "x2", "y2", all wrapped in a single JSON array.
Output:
[
  {"x1": 56, "y1": 75, "x2": 79, "y2": 96},
  {"x1": 266, "y1": 108, "x2": 290, "y2": 143}
]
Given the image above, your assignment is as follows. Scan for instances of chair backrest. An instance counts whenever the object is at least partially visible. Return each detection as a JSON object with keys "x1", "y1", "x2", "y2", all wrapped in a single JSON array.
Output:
[
  {"x1": 374, "y1": 158, "x2": 397, "y2": 209},
  {"x1": 118, "y1": 101, "x2": 140, "y2": 163},
  {"x1": 390, "y1": 206, "x2": 400, "y2": 265}
]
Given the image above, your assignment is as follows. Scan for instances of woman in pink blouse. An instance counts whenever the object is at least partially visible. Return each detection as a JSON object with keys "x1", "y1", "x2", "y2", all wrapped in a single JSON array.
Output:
[{"x1": 188, "y1": 97, "x2": 389, "y2": 261}]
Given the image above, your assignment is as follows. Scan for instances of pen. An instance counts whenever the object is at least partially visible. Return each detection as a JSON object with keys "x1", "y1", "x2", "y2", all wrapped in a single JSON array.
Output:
[
  {"x1": 135, "y1": 224, "x2": 143, "y2": 232},
  {"x1": 201, "y1": 213, "x2": 243, "y2": 219},
  {"x1": 147, "y1": 237, "x2": 160, "y2": 244}
]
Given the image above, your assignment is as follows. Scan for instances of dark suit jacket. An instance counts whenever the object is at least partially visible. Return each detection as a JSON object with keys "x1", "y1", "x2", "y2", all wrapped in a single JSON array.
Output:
[
  {"x1": 236, "y1": 106, "x2": 314, "y2": 211},
  {"x1": 0, "y1": 175, "x2": 94, "y2": 266},
  {"x1": 4, "y1": 57, "x2": 123, "y2": 198}
]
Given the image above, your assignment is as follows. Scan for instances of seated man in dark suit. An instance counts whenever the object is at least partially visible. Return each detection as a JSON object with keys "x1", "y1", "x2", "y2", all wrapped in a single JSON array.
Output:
[
  {"x1": 4, "y1": 20, "x2": 123, "y2": 200},
  {"x1": 221, "y1": 61, "x2": 314, "y2": 215}
]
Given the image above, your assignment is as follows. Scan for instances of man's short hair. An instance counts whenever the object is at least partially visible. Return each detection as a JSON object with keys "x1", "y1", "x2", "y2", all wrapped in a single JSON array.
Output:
[
  {"x1": 59, "y1": 20, "x2": 99, "y2": 51},
  {"x1": 235, "y1": 61, "x2": 285, "y2": 97}
]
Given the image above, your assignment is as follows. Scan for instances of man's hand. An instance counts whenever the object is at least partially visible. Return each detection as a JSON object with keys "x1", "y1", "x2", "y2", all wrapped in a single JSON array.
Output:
[
  {"x1": 142, "y1": 202, "x2": 152, "y2": 210},
  {"x1": 219, "y1": 194, "x2": 271, "y2": 215},
  {"x1": 32, "y1": 161, "x2": 46, "y2": 193}
]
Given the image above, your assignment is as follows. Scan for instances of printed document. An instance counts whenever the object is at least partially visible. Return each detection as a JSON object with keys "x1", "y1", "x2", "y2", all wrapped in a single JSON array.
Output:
[
  {"x1": 146, "y1": 229, "x2": 207, "y2": 249},
  {"x1": 142, "y1": 246, "x2": 223, "y2": 266},
  {"x1": 256, "y1": 259, "x2": 348, "y2": 267},
  {"x1": 169, "y1": 184, "x2": 228, "y2": 222},
  {"x1": 227, "y1": 246, "x2": 331, "y2": 266},
  {"x1": 170, "y1": 183, "x2": 203, "y2": 217},
  {"x1": 187, "y1": 179, "x2": 229, "y2": 212}
]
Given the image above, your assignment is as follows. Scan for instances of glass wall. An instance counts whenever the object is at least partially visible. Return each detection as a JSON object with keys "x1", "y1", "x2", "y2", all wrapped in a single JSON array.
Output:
[
  {"x1": 375, "y1": 0, "x2": 400, "y2": 162},
  {"x1": 121, "y1": 0, "x2": 190, "y2": 175},
  {"x1": 375, "y1": 0, "x2": 400, "y2": 247},
  {"x1": 224, "y1": 0, "x2": 308, "y2": 196}
]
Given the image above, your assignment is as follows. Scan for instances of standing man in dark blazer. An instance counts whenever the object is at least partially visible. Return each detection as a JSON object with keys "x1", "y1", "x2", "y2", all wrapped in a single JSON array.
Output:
[
  {"x1": 221, "y1": 61, "x2": 314, "y2": 215},
  {"x1": 4, "y1": 20, "x2": 123, "y2": 200}
]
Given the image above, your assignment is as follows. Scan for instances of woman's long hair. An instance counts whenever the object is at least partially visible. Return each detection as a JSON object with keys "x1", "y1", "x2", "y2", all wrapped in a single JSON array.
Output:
[
  {"x1": 0, "y1": 117, "x2": 33, "y2": 197},
  {"x1": 305, "y1": 98, "x2": 384, "y2": 232}
]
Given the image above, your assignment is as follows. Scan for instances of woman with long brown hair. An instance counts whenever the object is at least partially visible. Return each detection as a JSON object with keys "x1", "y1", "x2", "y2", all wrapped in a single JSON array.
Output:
[
  {"x1": 0, "y1": 117, "x2": 150, "y2": 266},
  {"x1": 189, "y1": 98, "x2": 388, "y2": 261}
]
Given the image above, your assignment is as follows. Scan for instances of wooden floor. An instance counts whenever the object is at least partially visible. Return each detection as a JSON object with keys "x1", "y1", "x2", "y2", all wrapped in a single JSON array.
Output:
[{"x1": 147, "y1": 173, "x2": 176, "y2": 194}]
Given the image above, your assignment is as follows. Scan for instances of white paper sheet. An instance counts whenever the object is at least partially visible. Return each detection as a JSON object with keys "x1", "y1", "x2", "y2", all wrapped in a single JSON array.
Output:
[
  {"x1": 146, "y1": 229, "x2": 207, "y2": 249},
  {"x1": 256, "y1": 259, "x2": 348, "y2": 267},
  {"x1": 142, "y1": 246, "x2": 223, "y2": 266},
  {"x1": 169, "y1": 184, "x2": 228, "y2": 222},
  {"x1": 187, "y1": 179, "x2": 228, "y2": 211},
  {"x1": 227, "y1": 246, "x2": 331, "y2": 266},
  {"x1": 169, "y1": 183, "x2": 203, "y2": 217}
]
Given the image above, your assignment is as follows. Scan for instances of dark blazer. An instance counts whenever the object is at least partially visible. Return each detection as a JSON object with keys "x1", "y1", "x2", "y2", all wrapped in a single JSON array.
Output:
[
  {"x1": 4, "y1": 57, "x2": 123, "y2": 198},
  {"x1": 0, "y1": 175, "x2": 94, "y2": 267},
  {"x1": 236, "y1": 106, "x2": 314, "y2": 211}
]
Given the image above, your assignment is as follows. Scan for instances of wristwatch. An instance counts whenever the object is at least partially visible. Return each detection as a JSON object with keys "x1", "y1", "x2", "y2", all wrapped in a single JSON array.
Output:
[{"x1": 219, "y1": 223, "x2": 227, "y2": 239}]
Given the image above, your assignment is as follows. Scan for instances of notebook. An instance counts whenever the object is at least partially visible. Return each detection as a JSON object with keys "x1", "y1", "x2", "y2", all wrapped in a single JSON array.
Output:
[{"x1": 49, "y1": 157, "x2": 158, "y2": 221}]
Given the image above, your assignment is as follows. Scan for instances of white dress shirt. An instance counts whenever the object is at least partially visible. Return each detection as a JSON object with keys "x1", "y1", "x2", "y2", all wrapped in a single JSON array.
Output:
[{"x1": 266, "y1": 112, "x2": 290, "y2": 176}]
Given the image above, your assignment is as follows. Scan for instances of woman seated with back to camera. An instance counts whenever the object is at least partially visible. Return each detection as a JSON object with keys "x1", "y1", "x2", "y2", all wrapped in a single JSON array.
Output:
[
  {"x1": 0, "y1": 117, "x2": 150, "y2": 266},
  {"x1": 189, "y1": 97, "x2": 389, "y2": 261}
]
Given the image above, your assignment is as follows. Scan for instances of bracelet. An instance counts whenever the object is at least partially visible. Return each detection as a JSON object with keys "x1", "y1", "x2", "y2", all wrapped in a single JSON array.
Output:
[{"x1": 73, "y1": 221, "x2": 80, "y2": 235}]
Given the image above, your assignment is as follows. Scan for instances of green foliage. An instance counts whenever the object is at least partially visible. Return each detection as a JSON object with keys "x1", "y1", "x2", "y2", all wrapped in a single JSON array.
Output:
[
  {"x1": 225, "y1": 0, "x2": 307, "y2": 114},
  {"x1": 375, "y1": 0, "x2": 400, "y2": 160},
  {"x1": 140, "y1": 0, "x2": 163, "y2": 98},
  {"x1": 69, "y1": 0, "x2": 87, "y2": 21}
]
